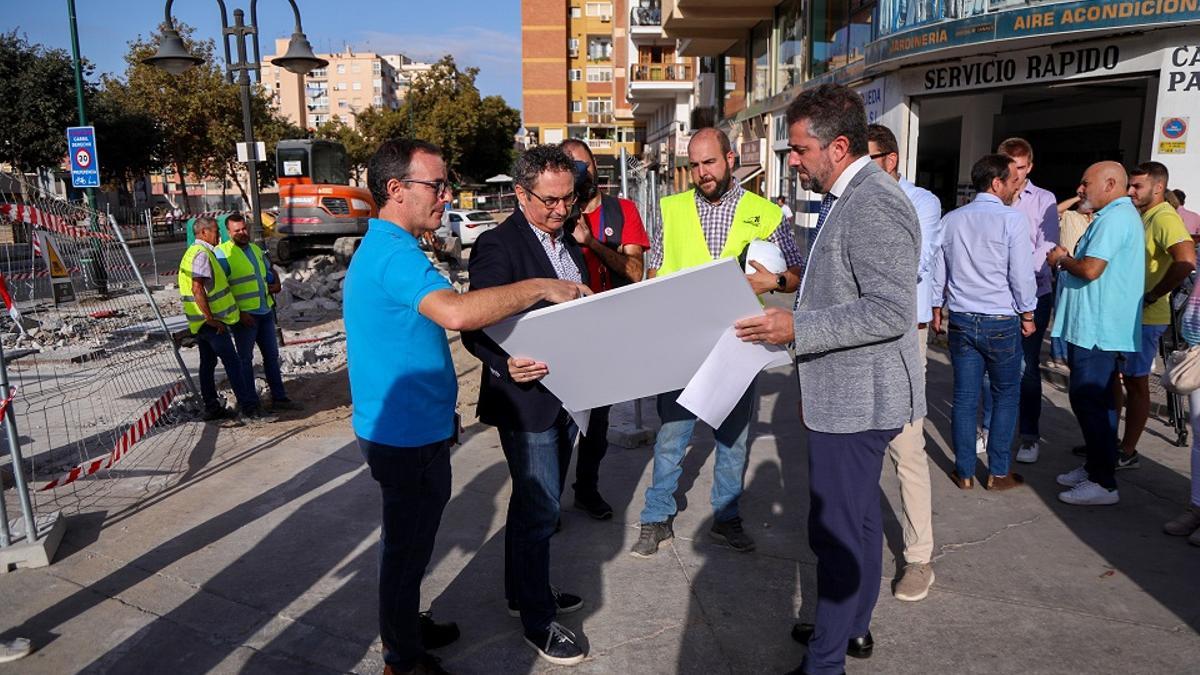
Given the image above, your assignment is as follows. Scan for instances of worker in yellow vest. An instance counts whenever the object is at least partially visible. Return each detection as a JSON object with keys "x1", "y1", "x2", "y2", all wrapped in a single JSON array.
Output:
[
  {"x1": 630, "y1": 127, "x2": 805, "y2": 559},
  {"x1": 216, "y1": 213, "x2": 298, "y2": 412},
  {"x1": 178, "y1": 216, "x2": 261, "y2": 421}
]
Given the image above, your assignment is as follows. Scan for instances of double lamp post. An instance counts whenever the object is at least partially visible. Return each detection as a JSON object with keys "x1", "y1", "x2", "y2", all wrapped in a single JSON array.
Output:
[{"x1": 143, "y1": 0, "x2": 327, "y2": 242}]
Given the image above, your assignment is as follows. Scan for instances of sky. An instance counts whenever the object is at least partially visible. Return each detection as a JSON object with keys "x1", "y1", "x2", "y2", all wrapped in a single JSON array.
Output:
[{"x1": 8, "y1": 0, "x2": 523, "y2": 111}]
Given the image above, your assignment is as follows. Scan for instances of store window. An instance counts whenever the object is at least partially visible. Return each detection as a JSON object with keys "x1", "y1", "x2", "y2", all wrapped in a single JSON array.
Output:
[
  {"x1": 809, "y1": 0, "x2": 874, "y2": 78},
  {"x1": 775, "y1": 0, "x2": 804, "y2": 94},
  {"x1": 748, "y1": 22, "x2": 771, "y2": 103}
]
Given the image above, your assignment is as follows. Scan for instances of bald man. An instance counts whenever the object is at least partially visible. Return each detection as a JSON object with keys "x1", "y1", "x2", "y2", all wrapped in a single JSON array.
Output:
[
  {"x1": 1047, "y1": 162, "x2": 1146, "y2": 506},
  {"x1": 631, "y1": 127, "x2": 804, "y2": 558}
]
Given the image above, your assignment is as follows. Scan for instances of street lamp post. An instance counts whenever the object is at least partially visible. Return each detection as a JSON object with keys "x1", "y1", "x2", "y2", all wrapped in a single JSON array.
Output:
[{"x1": 144, "y1": 0, "x2": 327, "y2": 243}]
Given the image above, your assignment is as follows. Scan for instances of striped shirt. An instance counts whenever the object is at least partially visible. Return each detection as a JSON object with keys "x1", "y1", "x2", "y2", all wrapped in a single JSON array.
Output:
[
  {"x1": 528, "y1": 223, "x2": 583, "y2": 283},
  {"x1": 648, "y1": 182, "x2": 804, "y2": 270},
  {"x1": 1183, "y1": 286, "x2": 1200, "y2": 346}
]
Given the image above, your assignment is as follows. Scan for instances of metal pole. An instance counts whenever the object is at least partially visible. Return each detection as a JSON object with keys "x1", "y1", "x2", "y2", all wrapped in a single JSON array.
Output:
[
  {"x1": 67, "y1": 0, "x2": 108, "y2": 296},
  {"x1": 108, "y1": 215, "x2": 199, "y2": 397},
  {"x1": 619, "y1": 146, "x2": 630, "y2": 200},
  {"x1": 232, "y1": 10, "x2": 264, "y2": 244},
  {"x1": 145, "y1": 209, "x2": 159, "y2": 279},
  {"x1": 0, "y1": 342, "x2": 39, "y2": 545}
]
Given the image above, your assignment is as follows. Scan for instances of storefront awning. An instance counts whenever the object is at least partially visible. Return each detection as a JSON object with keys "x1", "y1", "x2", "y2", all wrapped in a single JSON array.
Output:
[{"x1": 733, "y1": 165, "x2": 763, "y2": 185}]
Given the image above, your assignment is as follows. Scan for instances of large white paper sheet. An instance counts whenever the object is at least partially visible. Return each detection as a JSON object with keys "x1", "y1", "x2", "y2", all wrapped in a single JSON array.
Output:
[
  {"x1": 483, "y1": 258, "x2": 771, "y2": 413},
  {"x1": 676, "y1": 327, "x2": 792, "y2": 429}
]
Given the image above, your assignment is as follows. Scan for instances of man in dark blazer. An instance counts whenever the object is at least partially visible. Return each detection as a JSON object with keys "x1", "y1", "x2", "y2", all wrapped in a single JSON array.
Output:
[
  {"x1": 462, "y1": 144, "x2": 590, "y2": 667},
  {"x1": 735, "y1": 84, "x2": 924, "y2": 675}
]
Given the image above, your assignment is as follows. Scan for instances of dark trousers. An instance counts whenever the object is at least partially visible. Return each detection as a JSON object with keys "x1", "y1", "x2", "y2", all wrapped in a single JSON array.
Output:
[
  {"x1": 499, "y1": 411, "x2": 578, "y2": 635},
  {"x1": 361, "y1": 436, "x2": 452, "y2": 671},
  {"x1": 802, "y1": 427, "x2": 899, "y2": 675},
  {"x1": 231, "y1": 311, "x2": 288, "y2": 403},
  {"x1": 1067, "y1": 343, "x2": 1120, "y2": 489},
  {"x1": 573, "y1": 405, "x2": 610, "y2": 497},
  {"x1": 1018, "y1": 293, "x2": 1054, "y2": 439},
  {"x1": 195, "y1": 324, "x2": 254, "y2": 412}
]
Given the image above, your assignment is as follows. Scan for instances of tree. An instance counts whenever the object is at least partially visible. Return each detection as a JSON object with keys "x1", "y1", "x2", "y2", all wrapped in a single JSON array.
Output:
[
  {"x1": 398, "y1": 56, "x2": 521, "y2": 183},
  {"x1": 91, "y1": 77, "x2": 162, "y2": 191},
  {"x1": 0, "y1": 31, "x2": 82, "y2": 172}
]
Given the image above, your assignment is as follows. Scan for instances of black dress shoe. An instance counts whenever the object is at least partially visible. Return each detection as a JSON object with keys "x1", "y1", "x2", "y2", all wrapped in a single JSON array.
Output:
[
  {"x1": 791, "y1": 622, "x2": 873, "y2": 659},
  {"x1": 573, "y1": 491, "x2": 614, "y2": 520},
  {"x1": 419, "y1": 611, "x2": 460, "y2": 650}
]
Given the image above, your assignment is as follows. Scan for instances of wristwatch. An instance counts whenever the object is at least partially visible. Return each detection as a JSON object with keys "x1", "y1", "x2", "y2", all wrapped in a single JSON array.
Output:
[{"x1": 775, "y1": 274, "x2": 787, "y2": 291}]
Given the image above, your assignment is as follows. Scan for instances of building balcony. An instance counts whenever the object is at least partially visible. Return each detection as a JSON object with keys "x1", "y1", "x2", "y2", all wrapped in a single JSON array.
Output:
[
  {"x1": 630, "y1": 3, "x2": 664, "y2": 39},
  {"x1": 662, "y1": 0, "x2": 782, "y2": 56},
  {"x1": 628, "y1": 63, "x2": 693, "y2": 100},
  {"x1": 588, "y1": 112, "x2": 615, "y2": 125}
]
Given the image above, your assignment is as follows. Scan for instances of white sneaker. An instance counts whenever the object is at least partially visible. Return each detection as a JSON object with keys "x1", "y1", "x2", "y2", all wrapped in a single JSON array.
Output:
[
  {"x1": 975, "y1": 428, "x2": 988, "y2": 455},
  {"x1": 1056, "y1": 465, "x2": 1089, "y2": 487},
  {"x1": 1016, "y1": 440, "x2": 1039, "y2": 464},
  {"x1": 1058, "y1": 480, "x2": 1119, "y2": 505}
]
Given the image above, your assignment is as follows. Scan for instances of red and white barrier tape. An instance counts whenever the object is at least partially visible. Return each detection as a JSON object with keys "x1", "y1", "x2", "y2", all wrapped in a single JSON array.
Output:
[
  {"x1": 0, "y1": 386, "x2": 17, "y2": 419},
  {"x1": 40, "y1": 380, "x2": 186, "y2": 491},
  {"x1": 0, "y1": 204, "x2": 115, "y2": 241}
]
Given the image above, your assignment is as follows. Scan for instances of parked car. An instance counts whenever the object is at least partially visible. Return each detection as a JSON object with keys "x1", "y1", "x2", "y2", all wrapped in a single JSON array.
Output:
[{"x1": 443, "y1": 209, "x2": 499, "y2": 247}]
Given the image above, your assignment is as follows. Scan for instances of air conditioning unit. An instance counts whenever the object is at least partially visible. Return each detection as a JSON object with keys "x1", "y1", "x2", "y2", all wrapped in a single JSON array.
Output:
[{"x1": 600, "y1": 14, "x2": 611, "y2": 22}]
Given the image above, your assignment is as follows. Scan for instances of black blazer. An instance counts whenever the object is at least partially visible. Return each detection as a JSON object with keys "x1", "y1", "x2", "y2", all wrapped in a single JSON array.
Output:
[{"x1": 462, "y1": 208, "x2": 589, "y2": 432}]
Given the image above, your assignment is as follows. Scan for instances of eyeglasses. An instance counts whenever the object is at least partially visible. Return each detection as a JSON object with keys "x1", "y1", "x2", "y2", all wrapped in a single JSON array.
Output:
[
  {"x1": 400, "y1": 178, "x2": 453, "y2": 197},
  {"x1": 868, "y1": 152, "x2": 894, "y2": 160},
  {"x1": 524, "y1": 188, "x2": 578, "y2": 210}
]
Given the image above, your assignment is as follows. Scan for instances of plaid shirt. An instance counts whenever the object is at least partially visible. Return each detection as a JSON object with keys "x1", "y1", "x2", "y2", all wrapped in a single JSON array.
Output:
[
  {"x1": 529, "y1": 223, "x2": 583, "y2": 282},
  {"x1": 649, "y1": 182, "x2": 804, "y2": 270}
]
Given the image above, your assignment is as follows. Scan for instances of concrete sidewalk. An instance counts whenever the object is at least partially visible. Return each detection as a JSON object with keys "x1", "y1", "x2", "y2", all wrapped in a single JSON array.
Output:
[{"x1": 1, "y1": 344, "x2": 1199, "y2": 674}]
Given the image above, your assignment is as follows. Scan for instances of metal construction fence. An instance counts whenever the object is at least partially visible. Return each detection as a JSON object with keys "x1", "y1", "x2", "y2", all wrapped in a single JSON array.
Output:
[{"x1": 0, "y1": 172, "x2": 203, "y2": 568}]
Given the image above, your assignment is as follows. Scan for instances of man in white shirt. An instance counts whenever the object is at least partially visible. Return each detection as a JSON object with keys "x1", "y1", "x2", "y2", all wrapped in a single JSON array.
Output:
[
  {"x1": 866, "y1": 123, "x2": 942, "y2": 603},
  {"x1": 776, "y1": 195, "x2": 795, "y2": 229}
]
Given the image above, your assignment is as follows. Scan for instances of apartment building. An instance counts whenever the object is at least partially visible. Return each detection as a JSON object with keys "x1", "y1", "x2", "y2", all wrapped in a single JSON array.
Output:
[
  {"x1": 261, "y1": 41, "x2": 431, "y2": 130},
  {"x1": 522, "y1": 0, "x2": 644, "y2": 186}
]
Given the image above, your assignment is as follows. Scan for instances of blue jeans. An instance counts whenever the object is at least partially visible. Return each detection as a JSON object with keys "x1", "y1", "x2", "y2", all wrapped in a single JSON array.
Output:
[
  {"x1": 640, "y1": 384, "x2": 754, "y2": 525},
  {"x1": 1051, "y1": 336, "x2": 1068, "y2": 360},
  {"x1": 360, "y1": 436, "x2": 452, "y2": 671},
  {"x1": 949, "y1": 313, "x2": 1022, "y2": 478},
  {"x1": 1067, "y1": 343, "x2": 1120, "y2": 489},
  {"x1": 981, "y1": 292, "x2": 1052, "y2": 440},
  {"x1": 195, "y1": 324, "x2": 256, "y2": 413},
  {"x1": 231, "y1": 311, "x2": 288, "y2": 403},
  {"x1": 499, "y1": 411, "x2": 577, "y2": 635}
]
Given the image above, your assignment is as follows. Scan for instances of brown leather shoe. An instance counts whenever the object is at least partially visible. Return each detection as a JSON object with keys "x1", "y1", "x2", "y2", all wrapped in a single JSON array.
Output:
[
  {"x1": 949, "y1": 471, "x2": 974, "y2": 490},
  {"x1": 986, "y1": 473, "x2": 1025, "y2": 491}
]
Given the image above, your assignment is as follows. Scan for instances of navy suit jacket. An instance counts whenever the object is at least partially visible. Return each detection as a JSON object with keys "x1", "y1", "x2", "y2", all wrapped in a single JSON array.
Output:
[{"x1": 462, "y1": 208, "x2": 589, "y2": 432}]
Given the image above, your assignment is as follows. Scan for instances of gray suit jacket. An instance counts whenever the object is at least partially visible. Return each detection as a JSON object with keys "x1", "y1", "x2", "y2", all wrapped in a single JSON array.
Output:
[{"x1": 792, "y1": 161, "x2": 926, "y2": 434}]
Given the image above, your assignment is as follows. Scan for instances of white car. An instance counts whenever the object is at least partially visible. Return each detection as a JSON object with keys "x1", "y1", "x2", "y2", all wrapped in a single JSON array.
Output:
[{"x1": 443, "y1": 209, "x2": 499, "y2": 247}]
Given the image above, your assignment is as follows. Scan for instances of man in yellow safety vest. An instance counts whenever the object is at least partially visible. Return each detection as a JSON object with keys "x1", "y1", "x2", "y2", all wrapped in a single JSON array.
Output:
[
  {"x1": 630, "y1": 127, "x2": 805, "y2": 559},
  {"x1": 216, "y1": 213, "x2": 298, "y2": 412},
  {"x1": 177, "y1": 216, "x2": 261, "y2": 421}
]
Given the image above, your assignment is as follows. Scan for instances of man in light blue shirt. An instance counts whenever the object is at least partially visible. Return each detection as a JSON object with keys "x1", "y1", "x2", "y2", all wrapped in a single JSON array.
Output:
[
  {"x1": 931, "y1": 154, "x2": 1036, "y2": 492},
  {"x1": 866, "y1": 124, "x2": 942, "y2": 602},
  {"x1": 1047, "y1": 161, "x2": 1145, "y2": 507}
]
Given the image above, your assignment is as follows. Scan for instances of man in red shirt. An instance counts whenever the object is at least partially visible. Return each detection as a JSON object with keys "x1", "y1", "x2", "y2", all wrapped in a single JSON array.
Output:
[{"x1": 560, "y1": 138, "x2": 650, "y2": 520}]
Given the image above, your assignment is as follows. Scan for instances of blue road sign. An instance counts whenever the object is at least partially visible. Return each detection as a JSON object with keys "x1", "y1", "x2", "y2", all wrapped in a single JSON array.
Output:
[{"x1": 67, "y1": 126, "x2": 101, "y2": 189}]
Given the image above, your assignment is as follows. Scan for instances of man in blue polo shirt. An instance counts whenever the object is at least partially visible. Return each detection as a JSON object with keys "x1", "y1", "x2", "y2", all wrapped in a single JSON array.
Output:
[
  {"x1": 344, "y1": 139, "x2": 589, "y2": 675},
  {"x1": 1048, "y1": 161, "x2": 1145, "y2": 507}
]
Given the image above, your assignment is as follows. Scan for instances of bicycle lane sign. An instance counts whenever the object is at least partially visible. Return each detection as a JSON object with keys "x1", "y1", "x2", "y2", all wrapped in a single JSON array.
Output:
[{"x1": 67, "y1": 126, "x2": 101, "y2": 189}]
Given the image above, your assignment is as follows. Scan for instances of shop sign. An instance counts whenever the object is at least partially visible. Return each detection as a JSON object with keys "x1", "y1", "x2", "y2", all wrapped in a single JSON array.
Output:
[
  {"x1": 1158, "y1": 116, "x2": 1188, "y2": 153},
  {"x1": 856, "y1": 81, "x2": 886, "y2": 123},
  {"x1": 905, "y1": 36, "x2": 1161, "y2": 94},
  {"x1": 740, "y1": 139, "x2": 762, "y2": 167},
  {"x1": 868, "y1": 0, "x2": 1200, "y2": 68}
]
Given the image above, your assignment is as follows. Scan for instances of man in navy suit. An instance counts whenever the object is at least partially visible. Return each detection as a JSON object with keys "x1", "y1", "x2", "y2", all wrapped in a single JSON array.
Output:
[{"x1": 463, "y1": 144, "x2": 591, "y2": 667}]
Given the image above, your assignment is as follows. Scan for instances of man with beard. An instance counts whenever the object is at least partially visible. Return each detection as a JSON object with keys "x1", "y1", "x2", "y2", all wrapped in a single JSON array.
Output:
[
  {"x1": 734, "y1": 84, "x2": 922, "y2": 674},
  {"x1": 1047, "y1": 161, "x2": 1145, "y2": 506},
  {"x1": 630, "y1": 127, "x2": 804, "y2": 559},
  {"x1": 216, "y1": 213, "x2": 298, "y2": 413},
  {"x1": 463, "y1": 144, "x2": 594, "y2": 665},
  {"x1": 559, "y1": 138, "x2": 650, "y2": 520}
]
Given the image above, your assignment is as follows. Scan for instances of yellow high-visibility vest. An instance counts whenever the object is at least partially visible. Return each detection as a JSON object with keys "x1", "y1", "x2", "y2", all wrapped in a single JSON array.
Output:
[
  {"x1": 656, "y1": 189, "x2": 783, "y2": 276},
  {"x1": 217, "y1": 240, "x2": 274, "y2": 312},
  {"x1": 178, "y1": 243, "x2": 240, "y2": 334}
]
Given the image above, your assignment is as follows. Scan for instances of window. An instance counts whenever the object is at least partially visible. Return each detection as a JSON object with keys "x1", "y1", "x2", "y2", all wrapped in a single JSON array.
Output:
[
  {"x1": 775, "y1": 0, "x2": 804, "y2": 94},
  {"x1": 587, "y1": 36, "x2": 613, "y2": 61},
  {"x1": 373, "y1": 62, "x2": 382, "y2": 74},
  {"x1": 373, "y1": 96, "x2": 383, "y2": 106},
  {"x1": 339, "y1": 100, "x2": 349, "y2": 108},
  {"x1": 337, "y1": 82, "x2": 348, "y2": 90},
  {"x1": 570, "y1": 6, "x2": 582, "y2": 18},
  {"x1": 568, "y1": 38, "x2": 580, "y2": 57},
  {"x1": 586, "y1": 97, "x2": 612, "y2": 114},
  {"x1": 336, "y1": 64, "x2": 346, "y2": 74},
  {"x1": 749, "y1": 22, "x2": 771, "y2": 103},
  {"x1": 570, "y1": 100, "x2": 583, "y2": 113},
  {"x1": 352, "y1": 81, "x2": 362, "y2": 91},
  {"x1": 352, "y1": 63, "x2": 361, "y2": 73},
  {"x1": 810, "y1": 0, "x2": 873, "y2": 77},
  {"x1": 586, "y1": 67, "x2": 613, "y2": 82},
  {"x1": 585, "y1": 2, "x2": 612, "y2": 16},
  {"x1": 568, "y1": 69, "x2": 582, "y2": 81},
  {"x1": 309, "y1": 67, "x2": 327, "y2": 77}
]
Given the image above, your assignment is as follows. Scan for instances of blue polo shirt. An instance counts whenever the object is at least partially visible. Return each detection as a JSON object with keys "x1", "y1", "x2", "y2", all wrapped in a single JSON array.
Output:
[
  {"x1": 344, "y1": 218, "x2": 455, "y2": 446},
  {"x1": 1051, "y1": 196, "x2": 1145, "y2": 352}
]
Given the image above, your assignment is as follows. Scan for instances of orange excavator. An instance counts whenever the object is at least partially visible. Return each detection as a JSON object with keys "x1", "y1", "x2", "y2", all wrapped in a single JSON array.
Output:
[{"x1": 271, "y1": 139, "x2": 376, "y2": 263}]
